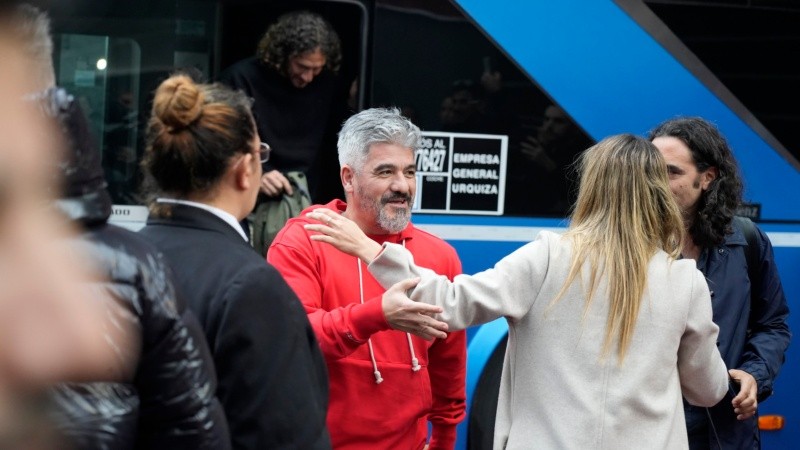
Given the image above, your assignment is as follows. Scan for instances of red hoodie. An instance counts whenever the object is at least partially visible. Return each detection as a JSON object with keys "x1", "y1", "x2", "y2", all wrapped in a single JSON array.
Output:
[{"x1": 268, "y1": 200, "x2": 466, "y2": 450}]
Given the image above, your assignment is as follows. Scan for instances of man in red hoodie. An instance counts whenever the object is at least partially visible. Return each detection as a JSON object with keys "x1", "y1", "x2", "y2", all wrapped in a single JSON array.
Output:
[{"x1": 268, "y1": 107, "x2": 466, "y2": 449}]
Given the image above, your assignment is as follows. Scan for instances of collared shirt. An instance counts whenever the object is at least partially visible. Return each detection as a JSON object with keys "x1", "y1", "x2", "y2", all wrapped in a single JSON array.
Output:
[{"x1": 156, "y1": 198, "x2": 248, "y2": 242}]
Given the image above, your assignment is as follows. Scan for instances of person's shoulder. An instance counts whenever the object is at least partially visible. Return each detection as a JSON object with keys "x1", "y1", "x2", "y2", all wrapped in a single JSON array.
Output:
[
  {"x1": 537, "y1": 229, "x2": 564, "y2": 244},
  {"x1": 737, "y1": 217, "x2": 771, "y2": 244},
  {"x1": 671, "y1": 256, "x2": 699, "y2": 274},
  {"x1": 528, "y1": 229, "x2": 568, "y2": 256},
  {"x1": 506, "y1": 230, "x2": 566, "y2": 267},
  {"x1": 232, "y1": 252, "x2": 286, "y2": 284},
  {"x1": 224, "y1": 56, "x2": 260, "y2": 71},
  {"x1": 137, "y1": 222, "x2": 171, "y2": 244},
  {"x1": 655, "y1": 253, "x2": 703, "y2": 286},
  {"x1": 219, "y1": 57, "x2": 264, "y2": 81},
  {"x1": 268, "y1": 202, "x2": 345, "y2": 258},
  {"x1": 639, "y1": 254, "x2": 704, "y2": 307},
  {"x1": 222, "y1": 257, "x2": 301, "y2": 315},
  {"x1": 274, "y1": 202, "x2": 336, "y2": 236},
  {"x1": 83, "y1": 224, "x2": 186, "y2": 309},
  {"x1": 90, "y1": 222, "x2": 163, "y2": 260}
]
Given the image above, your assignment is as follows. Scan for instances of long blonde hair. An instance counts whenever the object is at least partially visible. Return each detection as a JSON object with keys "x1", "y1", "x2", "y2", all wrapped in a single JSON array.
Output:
[{"x1": 556, "y1": 134, "x2": 684, "y2": 363}]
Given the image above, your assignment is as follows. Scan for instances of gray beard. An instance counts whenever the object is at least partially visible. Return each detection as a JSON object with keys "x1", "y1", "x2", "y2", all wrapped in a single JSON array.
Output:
[
  {"x1": 378, "y1": 204, "x2": 410, "y2": 233},
  {"x1": 357, "y1": 186, "x2": 411, "y2": 233}
]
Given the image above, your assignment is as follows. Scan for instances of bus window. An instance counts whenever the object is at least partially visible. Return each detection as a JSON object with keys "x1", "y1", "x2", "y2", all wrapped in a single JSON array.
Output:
[
  {"x1": 55, "y1": 35, "x2": 142, "y2": 204},
  {"x1": 371, "y1": 0, "x2": 595, "y2": 218},
  {"x1": 55, "y1": 34, "x2": 111, "y2": 155},
  {"x1": 47, "y1": 0, "x2": 220, "y2": 209},
  {"x1": 40, "y1": 0, "x2": 366, "y2": 227}
]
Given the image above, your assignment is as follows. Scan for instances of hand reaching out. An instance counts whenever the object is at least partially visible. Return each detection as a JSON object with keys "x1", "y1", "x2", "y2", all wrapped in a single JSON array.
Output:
[
  {"x1": 305, "y1": 209, "x2": 450, "y2": 340},
  {"x1": 381, "y1": 278, "x2": 448, "y2": 341}
]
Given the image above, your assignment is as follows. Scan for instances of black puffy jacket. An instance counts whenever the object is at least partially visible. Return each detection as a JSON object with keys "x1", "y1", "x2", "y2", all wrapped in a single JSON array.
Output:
[{"x1": 46, "y1": 89, "x2": 230, "y2": 450}]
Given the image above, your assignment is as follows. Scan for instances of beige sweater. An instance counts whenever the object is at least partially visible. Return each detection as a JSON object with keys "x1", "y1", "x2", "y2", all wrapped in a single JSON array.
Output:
[{"x1": 369, "y1": 231, "x2": 728, "y2": 450}]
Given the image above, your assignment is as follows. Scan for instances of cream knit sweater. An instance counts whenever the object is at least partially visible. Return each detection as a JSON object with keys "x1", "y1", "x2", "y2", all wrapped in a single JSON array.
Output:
[{"x1": 369, "y1": 231, "x2": 728, "y2": 450}]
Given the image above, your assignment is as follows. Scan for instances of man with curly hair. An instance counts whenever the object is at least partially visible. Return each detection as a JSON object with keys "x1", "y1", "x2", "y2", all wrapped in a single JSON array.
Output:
[
  {"x1": 221, "y1": 10, "x2": 348, "y2": 254},
  {"x1": 650, "y1": 117, "x2": 791, "y2": 450}
]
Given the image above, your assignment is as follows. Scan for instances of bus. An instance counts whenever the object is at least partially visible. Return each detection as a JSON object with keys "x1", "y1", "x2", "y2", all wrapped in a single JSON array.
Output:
[{"x1": 40, "y1": 0, "x2": 800, "y2": 447}]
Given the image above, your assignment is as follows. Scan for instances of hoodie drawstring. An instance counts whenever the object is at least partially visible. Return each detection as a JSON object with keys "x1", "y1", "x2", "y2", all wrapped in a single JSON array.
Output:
[
  {"x1": 407, "y1": 333, "x2": 421, "y2": 372},
  {"x1": 358, "y1": 259, "x2": 383, "y2": 384},
  {"x1": 357, "y1": 240, "x2": 419, "y2": 384}
]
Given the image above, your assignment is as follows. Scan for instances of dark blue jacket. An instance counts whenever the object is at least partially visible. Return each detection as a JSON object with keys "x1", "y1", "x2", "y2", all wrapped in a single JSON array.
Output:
[{"x1": 686, "y1": 219, "x2": 791, "y2": 450}]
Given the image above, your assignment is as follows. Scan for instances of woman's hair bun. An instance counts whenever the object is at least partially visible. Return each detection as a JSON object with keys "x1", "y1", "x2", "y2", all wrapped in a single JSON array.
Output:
[{"x1": 152, "y1": 74, "x2": 204, "y2": 130}]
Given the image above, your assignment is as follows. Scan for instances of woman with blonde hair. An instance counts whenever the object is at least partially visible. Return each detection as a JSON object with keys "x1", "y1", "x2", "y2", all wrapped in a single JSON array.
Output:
[
  {"x1": 305, "y1": 134, "x2": 730, "y2": 449},
  {"x1": 139, "y1": 74, "x2": 330, "y2": 449}
]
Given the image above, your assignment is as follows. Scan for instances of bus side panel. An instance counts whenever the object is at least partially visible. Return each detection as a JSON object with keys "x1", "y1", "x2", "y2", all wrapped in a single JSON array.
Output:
[
  {"x1": 453, "y1": 0, "x2": 800, "y2": 221},
  {"x1": 759, "y1": 243, "x2": 800, "y2": 449}
]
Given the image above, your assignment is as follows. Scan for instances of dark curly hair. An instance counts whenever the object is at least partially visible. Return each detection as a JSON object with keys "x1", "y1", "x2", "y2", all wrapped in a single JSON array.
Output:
[
  {"x1": 256, "y1": 10, "x2": 341, "y2": 74},
  {"x1": 648, "y1": 117, "x2": 743, "y2": 248}
]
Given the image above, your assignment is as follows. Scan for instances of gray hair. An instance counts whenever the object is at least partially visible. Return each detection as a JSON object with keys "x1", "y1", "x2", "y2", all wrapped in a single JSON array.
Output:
[
  {"x1": 337, "y1": 107, "x2": 421, "y2": 170},
  {"x1": 12, "y1": 4, "x2": 55, "y2": 90}
]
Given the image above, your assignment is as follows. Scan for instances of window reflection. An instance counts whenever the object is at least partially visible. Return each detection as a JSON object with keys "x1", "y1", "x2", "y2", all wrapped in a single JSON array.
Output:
[{"x1": 372, "y1": 0, "x2": 595, "y2": 217}]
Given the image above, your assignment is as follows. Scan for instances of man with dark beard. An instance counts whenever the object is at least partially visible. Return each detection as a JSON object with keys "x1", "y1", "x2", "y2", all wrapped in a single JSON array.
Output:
[
  {"x1": 268, "y1": 108, "x2": 466, "y2": 450},
  {"x1": 649, "y1": 117, "x2": 790, "y2": 450}
]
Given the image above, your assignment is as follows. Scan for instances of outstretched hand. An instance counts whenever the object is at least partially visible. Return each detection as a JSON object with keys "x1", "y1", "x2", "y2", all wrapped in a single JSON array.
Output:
[
  {"x1": 305, "y1": 209, "x2": 382, "y2": 263},
  {"x1": 305, "y1": 210, "x2": 449, "y2": 340},
  {"x1": 382, "y1": 278, "x2": 448, "y2": 340},
  {"x1": 729, "y1": 369, "x2": 758, "y2": 420}
]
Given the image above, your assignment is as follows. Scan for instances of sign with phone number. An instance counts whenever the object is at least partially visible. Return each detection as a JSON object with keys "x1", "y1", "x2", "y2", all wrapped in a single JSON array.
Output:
[{"x1": 413, "y1": 132, "x2": 507, "y2": 215}]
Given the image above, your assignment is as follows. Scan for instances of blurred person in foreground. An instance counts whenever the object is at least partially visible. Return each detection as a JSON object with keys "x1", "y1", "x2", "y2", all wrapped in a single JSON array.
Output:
[
  {"x1": 0, "y1": 8, "x2": 121, "y2": 447},
  {"x1": 0, "y1": 5, "x2": 95, "y2": 385},
  {"x1": 268, "y1": 107, "x2": 466, "y2": 450},
  {"x1": 3, "y1": 4, "x2": 231, "y2": 449},
  {"x1": 45, "y1": 87, "x2": 231, "y2": 450},
  {"x1": 305, "y1": 134, "x2": 736, "y2": 449},
  {"x1": 650, "y1": 117, "x2": 791, "y2": 450},
  {"x1": 139, "y1": 74, "x2": 330, "y2": 450}
]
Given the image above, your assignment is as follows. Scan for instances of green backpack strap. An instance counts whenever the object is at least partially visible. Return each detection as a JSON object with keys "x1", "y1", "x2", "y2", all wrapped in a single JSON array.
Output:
[{"x1": 251, "y1": 172, "x2": 312, "y2": 257}]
